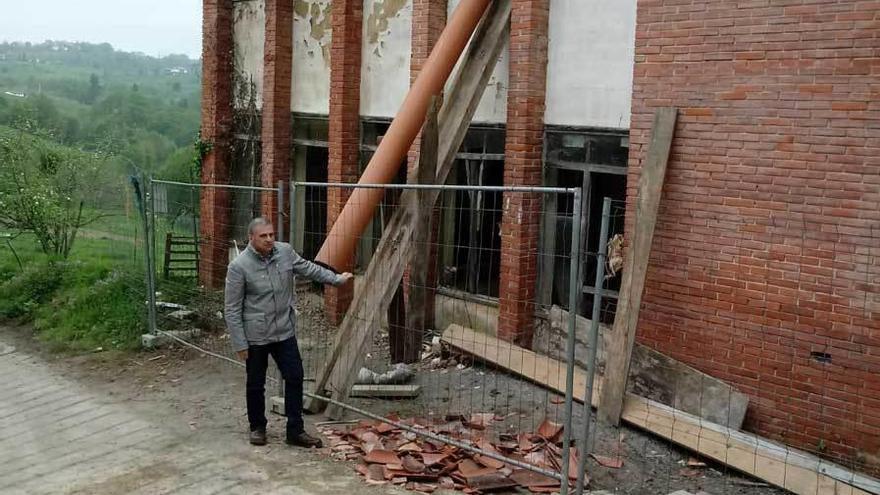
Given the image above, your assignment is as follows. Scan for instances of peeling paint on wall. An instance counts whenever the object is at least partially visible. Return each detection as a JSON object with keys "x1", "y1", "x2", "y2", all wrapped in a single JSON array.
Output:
[
  {"x1": 360, "y1": 0, "x2": 412, "y2": 118},
  {"x1": 233, "y1": 0, "x2": 265, "y2": 110},
  {"x1": 365, "y1": 0, "x2": 409, "y2": 49},
  {"x1": 292, "y1": 0, "x2": 332, "y2": 113},
  {"x1": 445, "y1": 0, "x2": 508, "y2": 124}
]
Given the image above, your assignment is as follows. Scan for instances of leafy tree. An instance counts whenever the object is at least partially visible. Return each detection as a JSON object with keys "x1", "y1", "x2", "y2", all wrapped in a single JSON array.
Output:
[
  {"x1": 0, "y1": 130, "x2": 111, "y2": 258},
  {"x1": 84, "y1": 73, "x2": 101, "y2": 104}
]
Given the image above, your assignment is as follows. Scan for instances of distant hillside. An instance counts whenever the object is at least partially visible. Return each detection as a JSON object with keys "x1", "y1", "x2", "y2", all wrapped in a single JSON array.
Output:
[{"x1": 0, "y1": 41, "x2": 201, "y2": 178}]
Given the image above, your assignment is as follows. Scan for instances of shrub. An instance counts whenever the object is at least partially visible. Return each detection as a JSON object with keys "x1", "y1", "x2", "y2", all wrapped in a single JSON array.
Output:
[{"x1": 0, "y1": 262, "x2": 65, "y2": 319}]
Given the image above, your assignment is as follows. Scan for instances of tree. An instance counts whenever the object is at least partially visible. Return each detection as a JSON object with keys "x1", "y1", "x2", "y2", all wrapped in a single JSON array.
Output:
[
  {"x1": 0, "y1": 131, "x2": 111, "y2": 258},
  {"x1": 84, "y1": 73, "x2": 101, "y2": 104}
]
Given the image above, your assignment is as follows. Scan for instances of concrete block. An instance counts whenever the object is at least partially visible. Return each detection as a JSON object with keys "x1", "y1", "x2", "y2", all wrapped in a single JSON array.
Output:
[
  {"x1": 270, "y1": 396, "x2": 286, "y2": 416},
  {"x1": 141, "y1": 329, "x2": 202, "y2": 350}
]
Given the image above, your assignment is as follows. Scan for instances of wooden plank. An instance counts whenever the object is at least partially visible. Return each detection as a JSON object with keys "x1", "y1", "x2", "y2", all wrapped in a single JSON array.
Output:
[
  {"x1": 599, "y1": 107, "x2": 678, "y2": 426},
  {"x1": 442, "y1": 323, "x2": 598, "y2": 406},
  {"x1": 547, "y1": 306, "x2": 749, "y2": 429},
  {"x1": 163, "y1": 232, "x2": 172, "y2": 279},
  {"x1": 623, "y1": 397, "x2": 878, "y2": 495},
  {"x1": 306, "y1": 0, "x2": 513, "y2": 418},
  {"x1": 401, "y1": 96, "x2": 440, "y2": 362},
  {"x1": 441, "y1": 324, "x2": 880, "y2": 495},
  {"x1": 629, "y1": 344, "x2": 748, "y2": 429},
  {"x1": 349, "y1": 384, "x2": 422, "y2": 399}
]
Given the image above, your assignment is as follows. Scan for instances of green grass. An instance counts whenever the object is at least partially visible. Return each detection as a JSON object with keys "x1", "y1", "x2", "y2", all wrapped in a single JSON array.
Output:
[
  {"x1": 0, "y1": 213, "x2": 149, "y2": 350},
  {"x1": 35, "y1": 265, "x2": 146, "y2": 351},
  {"x1": 0, "y1": 195, "x2": 214, "y2": 352}
]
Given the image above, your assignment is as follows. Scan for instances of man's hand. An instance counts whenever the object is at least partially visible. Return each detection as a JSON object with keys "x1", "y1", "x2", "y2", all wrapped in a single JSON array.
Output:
[
  {"x1": 339, "y1": 272, "x2": 354, "y2": 285},
  {"x1": 236, "y1": 349, "x2": 248, "y2": 361}
]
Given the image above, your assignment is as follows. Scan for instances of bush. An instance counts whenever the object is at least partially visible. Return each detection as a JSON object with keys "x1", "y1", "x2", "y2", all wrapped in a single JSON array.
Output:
[{"x1": 0, "y1": 262, "x2": 65, "y2": 319}]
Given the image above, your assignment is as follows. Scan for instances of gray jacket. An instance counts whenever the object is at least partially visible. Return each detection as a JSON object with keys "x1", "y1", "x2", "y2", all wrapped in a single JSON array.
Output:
[{"x1": 224, "y1": 242, "x2": 343, "y2": 352}]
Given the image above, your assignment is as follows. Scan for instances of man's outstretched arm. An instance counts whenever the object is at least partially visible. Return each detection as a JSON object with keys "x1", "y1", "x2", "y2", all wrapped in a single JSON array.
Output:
[{"x1": 290, "y1": 249, "x2": 353, "y2": 286}]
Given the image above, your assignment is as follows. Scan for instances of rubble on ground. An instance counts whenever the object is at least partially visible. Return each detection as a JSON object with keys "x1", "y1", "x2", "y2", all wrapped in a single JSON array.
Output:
[{"x1": 318, "y1": 414, "x2": 585, "y2": 494}]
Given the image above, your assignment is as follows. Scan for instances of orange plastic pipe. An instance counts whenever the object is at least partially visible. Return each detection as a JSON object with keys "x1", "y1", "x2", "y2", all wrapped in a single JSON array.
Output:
[{"x1": 316, "y1": 0, "x2": 493, "y2": 272}]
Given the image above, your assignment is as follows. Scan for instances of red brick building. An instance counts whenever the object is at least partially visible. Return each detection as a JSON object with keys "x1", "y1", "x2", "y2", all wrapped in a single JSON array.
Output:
[
  {"x1": 628, "y1": 0, "x2": 880, "y2": 472},
  {"x1": 200, "y1": 0, "x2": 879, "y2": 473}
]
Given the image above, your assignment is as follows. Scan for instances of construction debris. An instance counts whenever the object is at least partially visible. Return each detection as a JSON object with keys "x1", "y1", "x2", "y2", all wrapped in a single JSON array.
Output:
[
  {"x1": 350, "y1": 384, "x2": 422, "y2": 399},
  {"x1": 605, "y1": 233, "x2": 624, "y2": 279},
  {"x1": 356, "y1": 363, "x2": 415, "y2": 385},
  {"x1": 318, "y1": 415, "x2": 584, "y2": 494}
]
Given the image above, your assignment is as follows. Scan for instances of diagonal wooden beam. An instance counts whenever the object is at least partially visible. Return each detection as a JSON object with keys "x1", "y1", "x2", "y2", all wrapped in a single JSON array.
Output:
[
  {"x1": 303, "y1": 0, "x2": 512, "y2": 416},
  {"x1": 599, "y1": 107, "x2": 678, "y2": 426}
]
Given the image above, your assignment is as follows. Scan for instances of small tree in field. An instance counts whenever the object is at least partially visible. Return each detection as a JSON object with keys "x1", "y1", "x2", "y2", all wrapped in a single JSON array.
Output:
[{"x1": 0, "y1": 131, "x2": 111, "y2": 258}]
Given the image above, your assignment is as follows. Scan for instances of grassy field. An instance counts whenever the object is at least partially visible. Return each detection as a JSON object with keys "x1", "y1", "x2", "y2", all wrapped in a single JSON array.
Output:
[{"x1": 0, "y1": 209, "x2": 149, "y2": 351}]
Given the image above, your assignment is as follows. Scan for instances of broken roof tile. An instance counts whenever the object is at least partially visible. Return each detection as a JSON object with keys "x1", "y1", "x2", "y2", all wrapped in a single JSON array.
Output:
[
  {"x1": 419, "y1": 452, "x2": 448, "y2": 467},
  {"x1": 402, "y1": 455, "x2": 427, "y2": 473},
  {"x1": 466, "y1": 473, "x2": 518, "y2": 491},
  {"x1": 474, "y1": 454, "x2": 505, "y2": 470},
  {"x1": 536, "y1": 419, "x2": 563, "y2": 442},
  {"x1": 364, "y1": 449, "x2": 402, "y2": 465}
]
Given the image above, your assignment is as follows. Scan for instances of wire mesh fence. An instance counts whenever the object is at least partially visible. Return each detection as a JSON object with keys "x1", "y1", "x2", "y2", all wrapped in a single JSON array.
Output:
[
  {"x1": 147, "y1": 179, "x2": 283, "y2": 387},
  {"x1": 295, "y1": 181, "x2": 587, "y2": 488},
  {"x1": 135, "y1": 177, "x2": 880, "y2": 495},
  {"x1": 143, "y1": 179, "x2": 593, "y2": 493}
]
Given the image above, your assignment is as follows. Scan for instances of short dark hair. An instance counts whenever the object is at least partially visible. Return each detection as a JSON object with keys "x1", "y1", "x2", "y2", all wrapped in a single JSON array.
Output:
[{"x1": 247, "y1": 217, "x2": 273, "y2": 235}]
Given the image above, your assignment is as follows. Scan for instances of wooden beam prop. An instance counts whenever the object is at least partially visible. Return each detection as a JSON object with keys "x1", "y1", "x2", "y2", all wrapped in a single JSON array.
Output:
[
  {"x1": 303, "y1": 0, "x2": 512, "y2": 417},
  {"x1": 401, "y1": 96, "x2": 441, "y2": 362},
  {"x1": 442, "y1": 324, "x2": 880, "y2": 495},
  {"x1": 599, "y1": 107, "x2": 678, "y2": 426}
]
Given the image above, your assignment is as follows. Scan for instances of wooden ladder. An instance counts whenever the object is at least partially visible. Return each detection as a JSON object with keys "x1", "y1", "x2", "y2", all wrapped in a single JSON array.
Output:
[{"x1": 163, "y1": 232, "x2": 200, "y2": 278}]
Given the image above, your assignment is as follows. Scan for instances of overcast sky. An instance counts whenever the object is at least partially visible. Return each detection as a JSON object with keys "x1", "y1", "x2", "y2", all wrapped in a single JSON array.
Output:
[{"x1": 0, "y1": 0, "x2": 203, "y2": 59}]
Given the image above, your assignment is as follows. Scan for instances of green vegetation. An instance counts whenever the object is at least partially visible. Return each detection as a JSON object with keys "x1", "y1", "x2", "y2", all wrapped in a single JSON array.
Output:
[
  {"x1": 0, "y1": 41, "x2": 201, "y2": 178},
  {"x1": 0, "y1": 40, "x2": 202, "y2": 351}
]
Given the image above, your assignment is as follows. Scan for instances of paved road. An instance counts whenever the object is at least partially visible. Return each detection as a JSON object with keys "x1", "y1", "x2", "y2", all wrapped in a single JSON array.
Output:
[{"x1": 0, "y1": 338, "x2": 393, "y2": 495}]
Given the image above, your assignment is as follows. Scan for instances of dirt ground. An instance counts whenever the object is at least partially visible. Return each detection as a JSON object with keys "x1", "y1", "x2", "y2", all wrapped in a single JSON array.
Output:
[{"x1": 0, "y1": 284, "x2": 788, "y2": 494}]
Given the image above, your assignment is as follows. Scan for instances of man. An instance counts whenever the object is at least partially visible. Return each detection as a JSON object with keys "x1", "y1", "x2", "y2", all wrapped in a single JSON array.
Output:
[{"x1": 224, "y1": 217, "x2": 353, "y2": 447}]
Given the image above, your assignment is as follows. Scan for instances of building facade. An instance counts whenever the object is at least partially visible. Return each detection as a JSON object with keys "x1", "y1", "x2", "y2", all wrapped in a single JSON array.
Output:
[{"x1": 200, "y1": 0, "x2": 879, "y2": 474}]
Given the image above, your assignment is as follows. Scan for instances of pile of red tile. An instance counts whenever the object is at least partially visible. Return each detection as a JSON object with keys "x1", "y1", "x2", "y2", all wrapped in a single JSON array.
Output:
[{"x1": 318, "y1": 414, "x2": 583, "y2": 493}]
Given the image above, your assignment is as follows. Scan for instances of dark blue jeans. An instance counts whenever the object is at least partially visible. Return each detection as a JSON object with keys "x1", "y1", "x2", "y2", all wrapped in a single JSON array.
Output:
[{"x1": 245, "y1": 337, "x2": 304, "y2": 437}]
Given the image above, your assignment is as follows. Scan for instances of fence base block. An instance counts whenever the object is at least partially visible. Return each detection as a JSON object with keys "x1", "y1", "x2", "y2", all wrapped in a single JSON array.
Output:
[
  {"x1": 270, "y1": 396, "x2": 286, "y2": 416},
  {"x1": 140, "y1": 329, "x2": 202, "y2": 350}
]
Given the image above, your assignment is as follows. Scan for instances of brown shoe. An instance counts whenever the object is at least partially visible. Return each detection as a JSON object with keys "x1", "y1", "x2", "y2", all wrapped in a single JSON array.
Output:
[
  {"x1": 249, "y1": 428, "x2": 267, "y2": 446},
  {"x1": 286, "y1": 431, "x2": 323, "y2": 448}
]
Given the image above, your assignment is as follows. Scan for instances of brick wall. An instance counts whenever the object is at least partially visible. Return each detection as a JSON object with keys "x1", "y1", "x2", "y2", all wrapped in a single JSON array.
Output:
[
  {"x1": 629, "y1": 0, "x2": 880, "y2": 471},
  {"x1": 498, "y1": 0, "x2": 550, "y2": 348},
  {"x1": 325, "y1": 0, "x2": 363, "y2": 323},
  {"x1": 199, "y1": 0, "x2": 235, "y2": 289},
  {"x1": 260, "y1": 0, "x2": 293, "y2": 226}
]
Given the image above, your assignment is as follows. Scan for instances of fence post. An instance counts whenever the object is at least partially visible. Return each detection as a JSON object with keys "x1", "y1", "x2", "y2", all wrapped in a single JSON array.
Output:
[
  {"x1": 141, "y1": 175, "x2": 158, "y2": 336},
  {"x1": 277, "y1": 180, "x2": 285, "y2": 243},
  {"x1": 575, "y1": 196, "x2": 611, "y2": 494},
  {"x1": 560, "y1": 187, "x2": 583, "y2": 495},
  {"x1": 289, "y1": 181, "x2": 296, "y2": 247}
]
